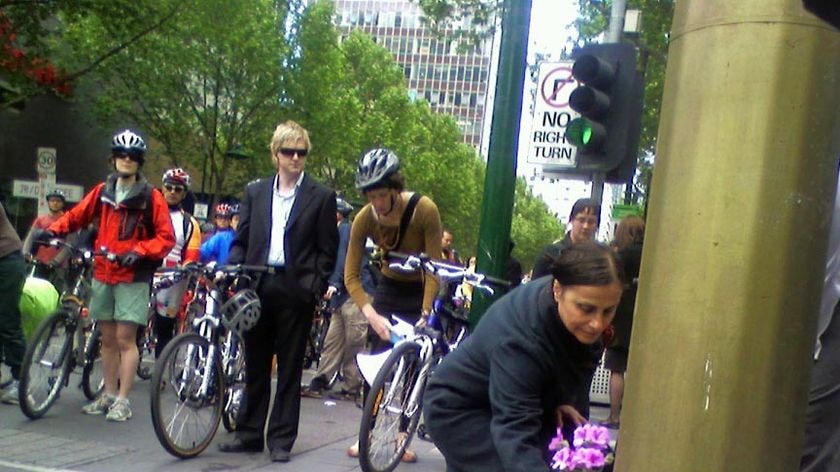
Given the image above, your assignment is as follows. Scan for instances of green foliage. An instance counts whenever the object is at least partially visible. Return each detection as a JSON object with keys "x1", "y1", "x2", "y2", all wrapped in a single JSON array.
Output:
[
  {"x1": 7, "y1": 0, "x2": 563, "y2": 265},
  {"x1": 56, "y1": 0, "x2": 288, "y2": 199}
]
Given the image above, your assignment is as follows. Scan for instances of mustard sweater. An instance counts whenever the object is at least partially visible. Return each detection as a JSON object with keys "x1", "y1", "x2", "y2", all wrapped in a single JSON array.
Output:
[{"x1": 344, "y1": 193, "x2": 442, "y2": 313}]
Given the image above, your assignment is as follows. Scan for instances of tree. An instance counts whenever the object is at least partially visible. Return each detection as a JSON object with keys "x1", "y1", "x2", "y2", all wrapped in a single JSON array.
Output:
[
  {"x1": 0, "y1": 1, "x2": 185, "y2": 110},
  {"x1": 57, "y1": 0, "x2": 289, "y2": 200}
]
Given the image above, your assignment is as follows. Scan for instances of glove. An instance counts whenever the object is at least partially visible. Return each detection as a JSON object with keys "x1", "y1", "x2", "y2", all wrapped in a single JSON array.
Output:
[
  {"x1": 35, "y1": 229, "x2": 57, "y2": 246},
  {"x1": 120, "y1": 251, "x2": 142, "y2": 267}
]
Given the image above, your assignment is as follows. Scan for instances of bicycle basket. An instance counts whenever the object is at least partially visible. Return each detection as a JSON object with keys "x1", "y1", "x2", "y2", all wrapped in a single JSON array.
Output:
[{"x1": 220, "y1": 289, "x2": 262, "y2": 337}]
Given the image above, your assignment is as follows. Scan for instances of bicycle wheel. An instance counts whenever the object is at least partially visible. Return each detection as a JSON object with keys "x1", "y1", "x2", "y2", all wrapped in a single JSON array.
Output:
[
  {"x1": 150, "y1": 332, "x2": 223, "y2": 459},
  {"x1": 136, "y1": 314, "x2": 156, "y2": 380},
  {"x1": 359, "y1": 342, "x2": 423, "y2": 472},
  {"x1": 18, "y1": 310, "x2": 74, "y2": 419},
  {"x1": 221, "y1": 334, "x2": 245, "y2": 432},
  {"x1": 81, "y1": 325, "x2": 104, "y2": 400}
]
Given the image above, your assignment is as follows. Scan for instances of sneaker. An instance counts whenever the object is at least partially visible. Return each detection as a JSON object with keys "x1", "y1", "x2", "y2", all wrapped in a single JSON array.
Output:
[
  {"x1": 0, "y1": 380, "x2": 19, "y2": 405},
  {"x1": 106, "y1": 397, "x2": 132, "y2": 422},
  {"x1": 82, "y1": 394, "x2": 115, "y2": 415}
]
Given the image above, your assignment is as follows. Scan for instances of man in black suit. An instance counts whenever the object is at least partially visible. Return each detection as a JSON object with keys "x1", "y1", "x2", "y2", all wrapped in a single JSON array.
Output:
[{"x1": 219, "y1": 120, "x2": 338, "y2": 463}]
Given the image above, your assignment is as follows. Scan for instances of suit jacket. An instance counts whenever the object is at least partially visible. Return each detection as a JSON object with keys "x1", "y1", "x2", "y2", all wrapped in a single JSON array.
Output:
[{"x1": 228, "y1": 173, "x2": 338, "y2": 302}]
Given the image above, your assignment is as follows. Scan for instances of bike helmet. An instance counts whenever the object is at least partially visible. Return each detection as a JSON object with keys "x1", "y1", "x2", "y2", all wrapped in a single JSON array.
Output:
[
  {"x1": 230, "y1": 203, "x2": 241, "y2": 215},
  {"x1": 336, "y1": 197, "x2": 353, "y2": 216},
  {"x1": 162, "y1": 167, "x2": 192, "y2": 189},
  {"x1": 220, "y1": 289, "x2": 262, "y2": 338},
  {"x1": 111, "y1": 130, "x2": 147, "y2": 161},
  {"x1": 355, "y1": 148, "x2": 400, "y2": 190},
  {"x1": 215, "y1": 203, "x2": 234, "y2": 217},
  {"x1": 45, "y1": 189, "x2": 66, "y2": 202}
]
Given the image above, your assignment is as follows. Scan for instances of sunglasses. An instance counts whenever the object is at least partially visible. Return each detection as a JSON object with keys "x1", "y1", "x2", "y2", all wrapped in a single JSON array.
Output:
[
  {"x1": 278, "y1": 148, "x2": 309, "y2": 157},
  {"x1": 113, "y1": 152, "x2": 143, "y2": 163},
  {"x1": 163, "y1": 184, "x2": 185, "y2": 193}
]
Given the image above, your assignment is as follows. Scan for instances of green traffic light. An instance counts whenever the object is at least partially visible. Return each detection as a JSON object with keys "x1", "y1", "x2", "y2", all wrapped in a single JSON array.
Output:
[{"x1": 565, "y1": 118, "x2": 593, "y2": 147}]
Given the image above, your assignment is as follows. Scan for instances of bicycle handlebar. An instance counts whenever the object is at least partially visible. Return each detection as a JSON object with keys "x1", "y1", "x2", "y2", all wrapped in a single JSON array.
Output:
[{"x1": 385, "y1": 251, "x2": 511, "y2": 295}]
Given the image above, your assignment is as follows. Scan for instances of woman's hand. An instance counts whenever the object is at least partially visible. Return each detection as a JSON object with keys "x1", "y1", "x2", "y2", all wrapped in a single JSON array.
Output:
[
  {"x1": 363, "y1": 304, "x2": 392, "y2": 341},
  {"x1": 556, "y1": 404, "x2": 586, "y2": 430}
]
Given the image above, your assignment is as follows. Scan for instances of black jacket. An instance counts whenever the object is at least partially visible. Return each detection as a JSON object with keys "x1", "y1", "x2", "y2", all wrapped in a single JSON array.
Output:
[
  {"x1": 531, "y1": 234, "x2": 573, "y2": 279},
  {"x1": 425, "y1": 276, "x2": 597, "y2": 471},
  {"x1": 228, "y1": 174, "x2": 338, "y2": 301}
]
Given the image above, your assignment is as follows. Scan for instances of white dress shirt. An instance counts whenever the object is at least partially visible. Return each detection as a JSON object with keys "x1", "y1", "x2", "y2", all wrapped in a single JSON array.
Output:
[{"x1": 266, "y1": 172, "x2": 304, "y2": 266}]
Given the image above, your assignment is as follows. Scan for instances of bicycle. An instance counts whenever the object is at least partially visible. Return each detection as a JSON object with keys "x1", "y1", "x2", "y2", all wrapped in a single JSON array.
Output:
[
  {"x1": 18, "y1": 242, "x2": 118, "y2": 418},
  {"x1": 136, "y1": 266, "x2": 201, "y2": 380},
  {"x1": 357, "y1": 252, "x2": 509, "y2": 472},
  {"x1": 149, "y1": 263, "x2": 266, "y2": 459},
  {"x1": 302, "y1": 299, "x2": 332, "y2": 370}
]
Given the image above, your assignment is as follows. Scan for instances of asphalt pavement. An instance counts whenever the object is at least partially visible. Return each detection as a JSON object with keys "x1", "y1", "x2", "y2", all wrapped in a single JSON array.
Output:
[
  {"x1": 0, "y1": 366, "x2": 613, "y2": 472},
  {"x1": 0, "y1": 366, "x2": 447, "y2": 472}
]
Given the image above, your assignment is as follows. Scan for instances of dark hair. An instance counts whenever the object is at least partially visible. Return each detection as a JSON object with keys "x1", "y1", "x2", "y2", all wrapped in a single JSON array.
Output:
[
  {"x1": 613, "y1": 216, "x2": 645, "y2": 251},
  {"x1": 550, "y1": 241, "x2": 624, "y2": 287},
  {"x1": 569, "y1": 198, "x2": 601, "y2": 225},
  {"x1": 365, "y1": 171, "x2": 405, "y2": 192}
]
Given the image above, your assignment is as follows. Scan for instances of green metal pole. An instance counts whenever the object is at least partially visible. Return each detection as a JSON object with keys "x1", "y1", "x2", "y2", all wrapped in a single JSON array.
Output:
[
  {"x1": 617, "y1": 1, "x2": 840, "y2": 470},
  {"x1": 469, "y1": 0, "x2": 532, "y2": 326}
]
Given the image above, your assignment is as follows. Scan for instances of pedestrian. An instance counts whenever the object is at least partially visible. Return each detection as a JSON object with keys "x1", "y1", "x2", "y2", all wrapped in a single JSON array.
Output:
[
  {"x1": 0, "y1": 201, "x2": 28, "y2": 405},
  {"x1": 45, "y1": 129, "x2": 176, "y2": 421},
  {"x1": 343, "y1": 147, "x2": 443, "y2": 462},
  {"x1": 21, "y1": 189, "x2": 68, "y2": 288},
  {"x1": 602, "y1": 215, "x2": 645, "y2": 429},
  {"x1": 801, "y1": 166, "x2": 840, "y2": 471},
  {"x1": 302, "y1": 197, "x2": 374, "y2": 401},
  {"x1": 199, "y1": 203, "x2": 235, "y2": 264},
  {"x1": 505, "y1": 241, "x2": 524, "y2": 289},
  {"x1": 442, "y1": 228, "x2": 462, "y2": 265},
  {"x1": 532, "y1": 198, "x2": 601, "y2": 279},
  {"x1": 153, "y1": 168, "x2": 202, "y2": 357},
  {"x1": 423, "y1": 241, "x2": 624, "y2": 472},
  {"x1": 217, "y1": 120, "x2": 338, "y2": 463}
]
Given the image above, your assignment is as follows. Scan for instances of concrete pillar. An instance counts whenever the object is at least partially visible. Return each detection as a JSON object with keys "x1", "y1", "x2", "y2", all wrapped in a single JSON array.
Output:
[{"x1": 617, "y1": 1, "x2": 840, "y2": 470}]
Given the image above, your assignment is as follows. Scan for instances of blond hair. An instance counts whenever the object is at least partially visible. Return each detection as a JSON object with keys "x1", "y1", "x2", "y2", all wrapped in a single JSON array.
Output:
[{"x1": 270, "y1": 120, "x2": 311, "y2": 155}]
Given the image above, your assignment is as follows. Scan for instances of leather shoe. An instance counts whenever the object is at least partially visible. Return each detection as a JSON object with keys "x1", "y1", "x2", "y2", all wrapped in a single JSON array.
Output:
[
  {"x1": 270, "y1": 449, "x2": 291, "y2": 462},
  {"x1": 218, "y1": 437, "x2": 263, "y2": 453}
]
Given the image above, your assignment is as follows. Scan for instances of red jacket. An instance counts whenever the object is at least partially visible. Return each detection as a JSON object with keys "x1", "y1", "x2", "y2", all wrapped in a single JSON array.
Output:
[{"x1": 49, "y1": 174, "x2": 175, "y2": 284}]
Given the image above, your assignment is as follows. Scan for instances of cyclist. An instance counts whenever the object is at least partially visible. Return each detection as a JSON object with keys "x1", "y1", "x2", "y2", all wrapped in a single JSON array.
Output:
[
  {"x1": 302, "y1": 197, "x2": 374, "y2": 401},
  {"x1": 22, "y1": 189, "x2": 68, "y2": 287},
  {"x1": 423, "y1": 241, "x2": 624, "y2": 472},
  {"x1": 200, "y1": 203, "x2": 235, "y2": 264},
  {"x1": 0, "y1": 201, "x2": 27, "y2": 404},
  {"x1": 46, "y1": 129, "x2": 175, "y2": 422},
  {"x1": 153, "y1": 168, "x2": 202, "y2": 357},
  {"x1": 343, "y1": 148, "x2": 443, "y2": 462}
]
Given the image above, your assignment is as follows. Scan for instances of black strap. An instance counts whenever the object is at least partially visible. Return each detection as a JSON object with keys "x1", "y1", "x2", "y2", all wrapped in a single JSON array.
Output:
[{"x1": 394, "y1": 193, "x2": 421, "y2": 250}]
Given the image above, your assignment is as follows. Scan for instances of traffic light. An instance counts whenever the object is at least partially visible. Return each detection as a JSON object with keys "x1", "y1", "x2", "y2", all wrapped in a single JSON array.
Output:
[{"x1": 565, "y1": 43, "x2": 643, "y2": 183}]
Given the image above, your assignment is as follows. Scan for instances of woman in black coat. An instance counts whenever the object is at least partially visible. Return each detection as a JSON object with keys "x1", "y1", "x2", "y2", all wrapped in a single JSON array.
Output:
[{"x1": 423, "y1": 241, "x2": 625, "y2": 472}]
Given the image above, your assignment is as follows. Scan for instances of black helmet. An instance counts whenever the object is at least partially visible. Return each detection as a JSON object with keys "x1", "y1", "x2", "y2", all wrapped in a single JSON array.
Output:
[
  {"x1": 336, "y1": 197, "x2": 353, "y2": 216},
  {"x1": 355, "y1": 148, "x2": 400, "y2": 191},
  {"x1": 45, "y1": 189, "x2": 66, "y2": 202}
]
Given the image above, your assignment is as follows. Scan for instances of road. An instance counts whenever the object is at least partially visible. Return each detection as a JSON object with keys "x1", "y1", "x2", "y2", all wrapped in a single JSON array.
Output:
[{"x1": 0, "y1": 366, "x2": 447, "y2": 472}]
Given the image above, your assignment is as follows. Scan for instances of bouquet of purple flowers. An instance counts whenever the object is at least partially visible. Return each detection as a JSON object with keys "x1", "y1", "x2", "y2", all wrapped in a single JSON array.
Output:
[{"x1": 549, "y1": 423, "x2": 614, "y2": 471}]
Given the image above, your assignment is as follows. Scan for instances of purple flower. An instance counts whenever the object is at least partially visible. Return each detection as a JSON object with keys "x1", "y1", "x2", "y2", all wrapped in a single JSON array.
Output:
[
  {"x1": 551, "y1": 446, "x2": 576, "y2": 470},
  {"x1": 573, "y1": 447, "x2": 606, "y2": 469},
  {"x1": 549, "y1": 427, "x2": 567, "y2": 451},
  {"x1": 573, "y1": 424, "x2": 611, "y2": 449}
]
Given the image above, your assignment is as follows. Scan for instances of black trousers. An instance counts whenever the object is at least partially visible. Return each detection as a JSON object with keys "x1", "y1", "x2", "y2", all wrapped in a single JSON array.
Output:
[
  {"x1": 0, "y1": 251, "x2": 26, "y2": 379},
  {"x1": 235, "y1": 270, "x2": 314, "y2": 453}
]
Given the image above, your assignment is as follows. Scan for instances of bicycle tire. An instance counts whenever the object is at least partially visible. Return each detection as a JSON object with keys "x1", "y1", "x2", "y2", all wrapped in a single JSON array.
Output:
[
  {"x1": 18, "y1": 310, "x2": 74, "y2": 419},
  {"x1": 136, "y1": 314, "x2": 156, "y2": 380},
  {"x1": 358, "y1": 341, "x2": 423, "y2": 472},
  {"x1": 150, "y1": 332, "x2": 223, "y2": 459},
  {"x1": 221, "y1": 335, "x2": 246, "y2": 432},
  {"x1": 81, "y1": 326, "x2": 104, "y2": 400}
]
